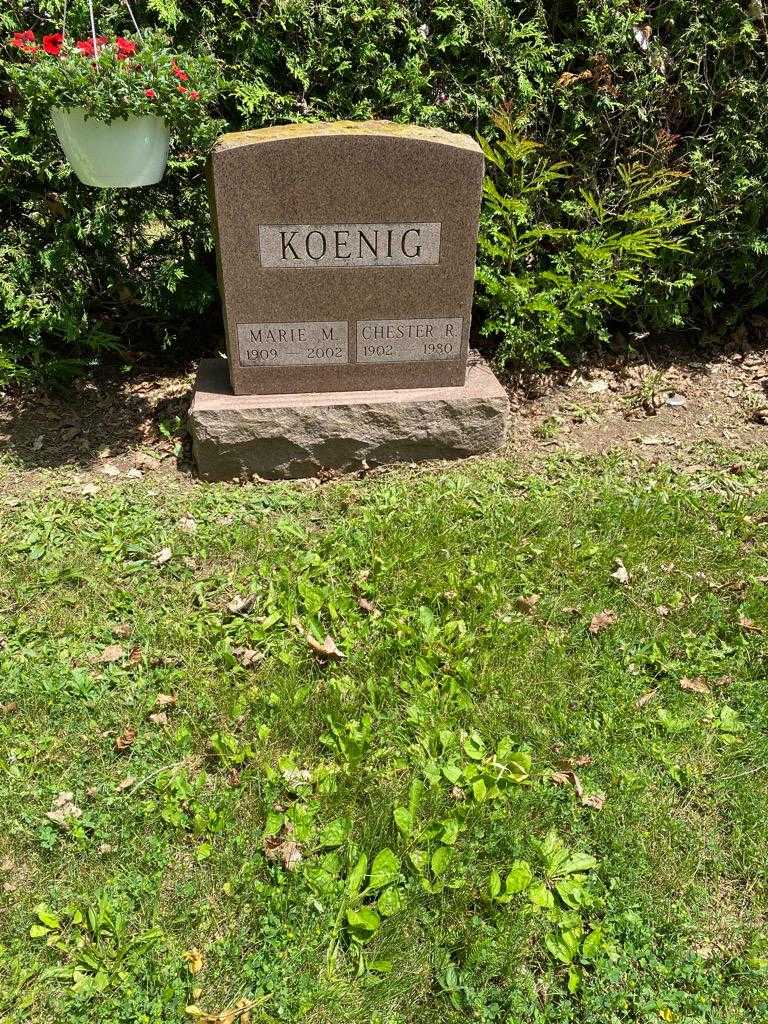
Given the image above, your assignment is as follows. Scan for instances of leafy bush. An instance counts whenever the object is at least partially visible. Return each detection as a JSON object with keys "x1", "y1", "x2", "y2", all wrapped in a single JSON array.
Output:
[
  {"x1": 476, "y1": 111, "x2": 691, "y2": 368},
  {"x1": 2, "y1": 1, "x2": 768, "y2": 382}
]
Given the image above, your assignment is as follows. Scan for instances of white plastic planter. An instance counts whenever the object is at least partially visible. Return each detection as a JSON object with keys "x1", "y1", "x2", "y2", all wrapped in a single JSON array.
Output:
[{"x1": 52, "y1": 106, "x2": 169, "y2": 188}]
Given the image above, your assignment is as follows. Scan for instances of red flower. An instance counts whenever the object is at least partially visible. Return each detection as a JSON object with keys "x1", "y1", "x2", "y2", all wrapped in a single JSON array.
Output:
[
  {"x1": 115, "y1": 36, "x2": 137, "y2": 59},
  {"x1": 42, "y1": 32, "x2": 63, "y2": 56},
  {"x1": 188, "y1": 90, "x2": 200, "y2": 100},
  {"x1": 171, "y1": 63, "x2": 188, "y2": 81},
  {"x1": 11, "y1": 30, "x2": 37, "y2": 52},
  {"x1": 75, "y1": 35, "x2": 107, "y2": 56},
  {"x1": 145, "y1": 88, "x2": 156, "y2": 99},
  {"x1": 177, "y1": 84, "x2": 187, "y2": 93}
]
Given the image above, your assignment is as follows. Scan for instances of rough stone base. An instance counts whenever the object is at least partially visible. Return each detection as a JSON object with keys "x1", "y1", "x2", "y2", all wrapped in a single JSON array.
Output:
[{"x1": 189, "y1": 353, "x2": 510, "y2": 481}]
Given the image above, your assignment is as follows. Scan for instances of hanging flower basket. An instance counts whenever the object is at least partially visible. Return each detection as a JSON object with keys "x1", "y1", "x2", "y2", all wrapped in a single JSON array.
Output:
[
  {"x1": 7, "y1": 27, "x2": 220, "y2": 189},
  {"x1": 52, "y1": 106, "x2": 169, "y2": 187}
]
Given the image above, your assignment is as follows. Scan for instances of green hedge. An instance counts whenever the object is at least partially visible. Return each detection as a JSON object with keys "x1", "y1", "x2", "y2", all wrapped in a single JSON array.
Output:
[{"x1": 2, "y1": 2, "x2": 767, "y2": 382}]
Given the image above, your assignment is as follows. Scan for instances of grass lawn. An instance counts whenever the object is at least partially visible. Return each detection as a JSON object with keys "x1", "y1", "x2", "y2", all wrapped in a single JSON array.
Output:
[{"x1": 1, "y1": 449, "x2": 767, "y2": 1023}]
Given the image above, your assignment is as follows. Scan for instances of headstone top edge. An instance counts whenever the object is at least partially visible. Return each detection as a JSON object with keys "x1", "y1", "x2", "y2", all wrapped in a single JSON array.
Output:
[{"x1": 212, "y1": 119, "x2": 482, "y2": 155}]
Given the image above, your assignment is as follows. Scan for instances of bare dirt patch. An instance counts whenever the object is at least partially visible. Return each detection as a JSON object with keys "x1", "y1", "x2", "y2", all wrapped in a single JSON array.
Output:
[
  {"x1": 507, "y1": 327, "x2": 768, "y2": 467},
  {"x1": 1, "y1": 330, "x2": 767, "y2": 493},
  {"x1": 0, "y1": 363, "x2": 197, "y2": 490}
]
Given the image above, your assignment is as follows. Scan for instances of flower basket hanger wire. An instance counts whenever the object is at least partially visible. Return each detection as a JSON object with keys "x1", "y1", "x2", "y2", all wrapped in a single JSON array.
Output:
[{"x1": 60, "y1": 0, "x2": 144, "y2": 62}]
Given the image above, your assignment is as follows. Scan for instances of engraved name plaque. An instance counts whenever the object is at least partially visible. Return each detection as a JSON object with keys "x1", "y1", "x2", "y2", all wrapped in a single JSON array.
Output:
[
  {"x1": 356, "y1": 318, "x2": 463, "y2": 363},
  {"x1": 237, "y1": 321, "x2": 349, "y2": 366},
  {"x1": 259, "y1": 223, "x2": 441, "y2": 269}
]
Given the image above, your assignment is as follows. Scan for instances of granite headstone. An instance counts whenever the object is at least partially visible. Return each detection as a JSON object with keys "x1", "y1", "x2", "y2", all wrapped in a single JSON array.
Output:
[
  {"x1": 190, "y1": 120, "x2": 510, "y2": 479},
  {"x1": 208, "y1": 121, "x2": 484, "y2": 395}
]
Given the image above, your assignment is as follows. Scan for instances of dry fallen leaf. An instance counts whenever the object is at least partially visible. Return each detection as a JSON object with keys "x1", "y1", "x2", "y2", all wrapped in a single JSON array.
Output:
[
  {"x1": 185, "y1": 997, "x2": 256, "y2": 1024},
  {"x1": 231, "y1": 646, "x2": 264, "y2": 668},
  {"x1": 178, "y1": 516, "x2": 198, "y2": 533},
  {"x1": 134, "y1": 451, "x2": 160, "y2": 471},
  {"x1": 550, "y1": 769, "x2": 604, "y2": 809},
  {"x1": 581, "y1": 792, "x2": 606, "y2": 810},
  {"x1": 556, "y1": 69, "x2": 593, "y2": 89},
  {"x1": 81, "y1": 482, "x2": 100, "y2": 496},
  {"x1": 450, "y1": 785, "x2": 466, "y2": 801},
  {"x1": 680, "y1": 676, "x2": 711, "y2": 695},
  {"x1": 282, "y1": 768, "x2": 312, "y2": 789},
  {"x1": 46, "y1": 791, "x2": 82, "y2": 827},
  {"x1": 739, "y1": 614, "x2": 763, "y2": 633},
  {"x1": 515, "y1": 594, "x2": 541, "y2": 614},
  {"x1": 292, "y1": 618, "x2": 345, "y2": 661},
  {"x1": 183, "y1": 947, "x2": 204, "y2": 975},
  {"x1": 226, "y1": 594, "x2": 258, "y2": 615},
  {"x1": 551, "y1": 768, "x2": 584, "y2": 797},
  {"x1": 633, "y1": 23, "x2": 652, "y2": 51},
  {"x1": 115, "y1": 726, "x2": 137, "y2": 751},
  {"x1": 589, "y1": 609, "x2": 617, "y2": 634},
  {"x1": 97, "y1": 644, "x2": 126, "y2": 664},
  {"x1": 148, "y1": 711, "x2": 168, "y2": 727},
  {"x1": 154, "y1": 693, "x2": 177, "y2": 708},
  {"x1": 264, "y1": 823, "x2": 303, "y2": 871},
  {"x1": 610, "y1": 559, "x2": 630, "y2": 586},
  {"x1": 116, "y1": 776, "x2": 135, "y2": 792},
  {"x1": 307, "y1": 633, "x2": 344, "y2": 660},
  {"x1": 558, "y1": 754, "x2": 593, "y2": 769},
  {"x1": 357, "y1": 595, "x2": 380, "y2": 617},
  {"x1": 551, "y1": 770, "x2": 579, "y2": 790},
  {"x1": 656, "y1": 605, "x2": 671, "y2": 618},
  {"x1": 153, "y1": 547, "x2": 172, "y2": 566},
  {"x1": 112, "y1": 622, "x2": 133, "y2": 638},
  {"x1": 637, "y1": 688, "x2": 659, "y2": 707}
]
